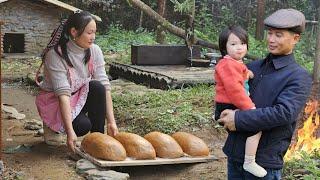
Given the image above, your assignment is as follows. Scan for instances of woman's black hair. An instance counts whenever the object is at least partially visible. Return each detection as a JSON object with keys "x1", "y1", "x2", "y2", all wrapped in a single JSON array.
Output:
[
  {"x1": 54, "y1": 11, "x2": 96, "y2": 67},
  {"x1": 218, "y1": 25, "x2": 248, "y2": 57}
]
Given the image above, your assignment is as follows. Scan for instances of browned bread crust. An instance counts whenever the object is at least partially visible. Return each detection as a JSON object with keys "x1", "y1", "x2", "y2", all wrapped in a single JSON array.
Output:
[
  {"x1": 172, "y1": 132, "x2": 209, "y2": 156},
  {"x1": 81, "y1": 132, "x2": 126, "y2": 161},
  {"x1": 144, "y1": 131, "x2": 184, "y2": 158},
  {"x1": 115, "y1": 132, "x2": 156, "y2": 160}
]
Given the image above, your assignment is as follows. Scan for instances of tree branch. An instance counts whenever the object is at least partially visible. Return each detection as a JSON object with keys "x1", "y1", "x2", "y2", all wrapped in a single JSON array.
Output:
[{"x1": 127, "y1": 0, "x2": 259, "y2": 60}]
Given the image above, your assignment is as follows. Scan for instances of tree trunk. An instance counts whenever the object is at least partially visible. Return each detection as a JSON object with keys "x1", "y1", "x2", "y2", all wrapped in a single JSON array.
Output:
[
  {"x1": 156, "y1": 0, "x2": 167, "y2": 44},
  {"x1": 139, "y1": 11, "x2": 144, "y2": 29},
  {"x1": 245, "y1": 0, "x2": 252, "y2": 31},
  {"x1": 314, "y1": 6, "x2": 320, "y2": 84},
  {"x1": 185, "y1": 0, "x2": 196, "y2": 47},
  {"x1": 128, "y1": 0, "x2": 217, "y2": 48},
  {"x1": 255, "y1": 0, "x2": 265, "y2": 40},
  {"x1": 128, "y1": 0, "x2": 185, "y2": 38},
  {"x1": 127, "y1": 0, "x2": 258, "y2": 60}
]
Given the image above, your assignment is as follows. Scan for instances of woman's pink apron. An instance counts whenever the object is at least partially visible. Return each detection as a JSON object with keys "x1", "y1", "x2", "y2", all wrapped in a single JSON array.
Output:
[{"x1": 35, "y1": 55, "x2": 94, "y2": 133}]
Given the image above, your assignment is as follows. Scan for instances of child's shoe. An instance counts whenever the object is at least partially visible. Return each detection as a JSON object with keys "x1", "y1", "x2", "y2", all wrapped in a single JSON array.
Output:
[{"x1": 243, "y1": 161, "x2": 267, "y2": 177}]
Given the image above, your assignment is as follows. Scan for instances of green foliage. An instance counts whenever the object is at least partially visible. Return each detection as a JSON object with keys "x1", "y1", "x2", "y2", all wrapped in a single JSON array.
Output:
[
  {"x1": 194, "y1": 4, "x2": 218, "y2": 43},
  {"x1": 293, "y1": 31, "x2": 316, "y2": 73},
  {"x1": 95, "y1": 24, "x2": 185, "y2": 64},
  {"x1": 218, "y1": 5, "x2": 236, "y2": 28},
  {"x1": 170, "y1": 0, "x2": 194, "y2": 14},
  {"x1": 95, "y1": 25, "x2": 156, "y2": 64},
  {"x1": 247, "y1": 35, "x2": 268, "y2": 59},
  {"x1": 112, "y1": 84, "x2": 214, "y2": 135},
  {"x1": 96, "y1": 24, "x2": 156, "y2": 53},
  {"x1": 191, "y1": 3, "x2": 315, "y2": 70},
  {"x1": 283, "y1": 150, "x2": 320, "y2": 179}
]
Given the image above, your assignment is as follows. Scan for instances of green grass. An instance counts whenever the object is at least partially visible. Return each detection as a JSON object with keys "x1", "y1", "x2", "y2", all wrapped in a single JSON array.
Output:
[
  {"x1": 112, "y1": 84, "x2": 215, "y2": 135},
  {"x1": 96, "y1": 25, "x2": 156, "y2": 53},
  {"x1": 283, "y1": 150, "x2": 320, "y2": 179}
]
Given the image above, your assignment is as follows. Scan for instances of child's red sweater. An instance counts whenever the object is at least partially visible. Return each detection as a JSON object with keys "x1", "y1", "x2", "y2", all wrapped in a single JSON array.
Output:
[{"x1": 214, "y1": 55, "x2": 254, "y2": 110}]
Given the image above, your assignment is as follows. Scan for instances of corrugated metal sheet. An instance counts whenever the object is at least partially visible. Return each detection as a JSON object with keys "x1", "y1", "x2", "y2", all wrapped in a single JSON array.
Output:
[{"x1": 109, "y1": 62, "x2": 215, "y2": 90}]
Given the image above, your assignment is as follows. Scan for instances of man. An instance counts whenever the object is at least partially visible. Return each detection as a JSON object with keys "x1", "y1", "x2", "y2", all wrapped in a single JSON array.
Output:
[{"x1": 218, "y1": 9, "x2": 312, "y2": 179}]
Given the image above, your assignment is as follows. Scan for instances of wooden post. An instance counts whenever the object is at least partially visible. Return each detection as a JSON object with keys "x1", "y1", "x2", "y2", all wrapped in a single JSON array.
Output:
[
  {"x1": 0, "y1": 21, "x2": 5, "y2": 175},
  {"x1": 0, "y1": 20, "x2": 4, "y2": 161},
  {"x1": 0, "y1": 21, "x2": 3, "y2": 59}
]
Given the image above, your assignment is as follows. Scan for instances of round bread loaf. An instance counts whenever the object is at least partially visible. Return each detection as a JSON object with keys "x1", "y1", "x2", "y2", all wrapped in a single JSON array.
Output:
[
  {"x1": 144, "y1": 131, "x2": 184, "y2": 158},
  {"x1": 172, "y1": 132, "x2": 209, "y2": 156},
  {"x1": 81, "y1": 132, "x2": 126, "y2": 161},
  {"x1": 115, "y1": 132, "x2": 156, "y2": 160}
]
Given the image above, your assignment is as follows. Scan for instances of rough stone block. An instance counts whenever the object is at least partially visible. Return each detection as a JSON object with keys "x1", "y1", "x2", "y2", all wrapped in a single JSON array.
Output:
[
  {"x1": 85, "y1": 169, "x2": 130, "y2": 180},
  {"x1": 76, "y1": 159, "x2": 98, "y2": 175}
]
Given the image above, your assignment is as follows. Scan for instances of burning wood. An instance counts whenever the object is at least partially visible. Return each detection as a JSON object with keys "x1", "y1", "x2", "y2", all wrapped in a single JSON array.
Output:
[{"x1": 285, "y1": 100, "x2": 320, "y2": 160}]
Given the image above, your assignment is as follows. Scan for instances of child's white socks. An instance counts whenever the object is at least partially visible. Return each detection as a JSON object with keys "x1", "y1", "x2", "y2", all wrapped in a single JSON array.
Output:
[{"x1": 243, "y1": 155, "x2": 267, "y2": 177}]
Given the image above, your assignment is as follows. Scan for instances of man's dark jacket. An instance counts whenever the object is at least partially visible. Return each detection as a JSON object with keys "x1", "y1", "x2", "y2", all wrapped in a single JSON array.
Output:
[{"x1": 222, "y1": 53, "x2": 312, "y2": 169}]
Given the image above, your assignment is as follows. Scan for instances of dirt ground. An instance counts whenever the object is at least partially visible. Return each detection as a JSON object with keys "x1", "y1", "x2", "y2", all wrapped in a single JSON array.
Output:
[{"x1": 1, "y1": 60, "x2": 228, "y2": 179}]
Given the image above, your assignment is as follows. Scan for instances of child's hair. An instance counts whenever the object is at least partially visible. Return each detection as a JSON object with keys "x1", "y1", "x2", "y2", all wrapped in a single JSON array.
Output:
[{"x1": 218, "y1": 25, "x2": 248, "y2": 57}]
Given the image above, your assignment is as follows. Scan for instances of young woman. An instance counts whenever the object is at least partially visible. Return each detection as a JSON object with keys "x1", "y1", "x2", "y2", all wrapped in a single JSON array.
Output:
[{"x1": 36, "y1": 11, "x2": 118, "y2": 153}]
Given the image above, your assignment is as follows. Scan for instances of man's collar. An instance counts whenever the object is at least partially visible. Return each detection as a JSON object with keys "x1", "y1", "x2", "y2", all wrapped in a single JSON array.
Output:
[{"x1": 262, "y1": 53, "x2": 295, "y2": 69}]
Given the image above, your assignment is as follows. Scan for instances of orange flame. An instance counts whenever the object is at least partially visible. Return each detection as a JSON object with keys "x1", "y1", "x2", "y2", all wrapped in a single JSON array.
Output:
[{"x1": 284, "y1": 100, "x2": 320, "y2": 160}]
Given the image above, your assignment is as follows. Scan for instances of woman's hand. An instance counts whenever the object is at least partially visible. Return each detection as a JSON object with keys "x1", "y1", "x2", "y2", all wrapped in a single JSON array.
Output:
[
  {"x1": 66, "y1": 129, "x2": 77, "y2": 153},
  {"x1": 58, "y1": 95, "x2": 77, "y2": 152},
  {"x1": 105, "y1": 91, "x2": 118, "y2": 137},
  {"x1": 107, "y1": 121, "x2": 118, "y2": 137}
]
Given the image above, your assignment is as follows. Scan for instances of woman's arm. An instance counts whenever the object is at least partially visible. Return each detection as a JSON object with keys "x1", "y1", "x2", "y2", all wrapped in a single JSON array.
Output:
[
  {"x1": 105, "y1": 90, "x2": 118, "y2": 137},
  {"x1": 92, "y1": 45, "x2": 118, "y2": 136},
  {"x1": 58, "y1": 95, "x2": 77, "y2": 153}
]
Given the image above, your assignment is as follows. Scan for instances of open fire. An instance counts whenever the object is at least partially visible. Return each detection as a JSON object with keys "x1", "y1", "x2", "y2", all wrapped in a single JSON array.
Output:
[{"x1": 285, "y1": 100, "x2": 320, "y2": 160}]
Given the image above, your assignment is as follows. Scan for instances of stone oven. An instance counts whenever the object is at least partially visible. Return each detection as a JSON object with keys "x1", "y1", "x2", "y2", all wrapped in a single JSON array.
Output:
[{"x1": 0, "y1": 0, "x2": 101, "y2": 57}]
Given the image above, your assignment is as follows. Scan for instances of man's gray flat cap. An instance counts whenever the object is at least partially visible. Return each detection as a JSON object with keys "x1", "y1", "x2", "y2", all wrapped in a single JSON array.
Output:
[{"x1": 264, "y1": 9, "x2": 306, "y2": 33}]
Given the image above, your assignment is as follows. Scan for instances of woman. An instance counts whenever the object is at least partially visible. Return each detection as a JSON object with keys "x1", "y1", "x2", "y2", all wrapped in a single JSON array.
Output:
[{"x1": 35, "y1": 11, "x2": 118, "y2": 153}]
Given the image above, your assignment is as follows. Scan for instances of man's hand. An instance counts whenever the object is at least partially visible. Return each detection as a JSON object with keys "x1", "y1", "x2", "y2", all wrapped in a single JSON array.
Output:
[
  {"x1": 107, "y1": 121, "x2": 119, "y2": 137},
  {"x1": 217, "y1": 109, "x2": 237, "y2": 131},
  {"x1": 248, "y1": 70, "x2": 254, "y2": 79}
]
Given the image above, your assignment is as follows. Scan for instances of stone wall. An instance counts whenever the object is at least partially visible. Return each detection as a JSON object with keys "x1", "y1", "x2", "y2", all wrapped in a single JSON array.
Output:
[{"x1": 0, "y1": 0, "x2": 70, "y2": 56}]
